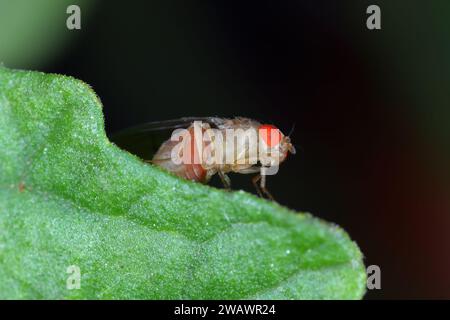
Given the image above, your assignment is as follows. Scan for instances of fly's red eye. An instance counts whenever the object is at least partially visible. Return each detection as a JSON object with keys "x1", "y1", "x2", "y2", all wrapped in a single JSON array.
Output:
[{"x1": 259, "y1": 124, "x2": 283, "y2": 147}]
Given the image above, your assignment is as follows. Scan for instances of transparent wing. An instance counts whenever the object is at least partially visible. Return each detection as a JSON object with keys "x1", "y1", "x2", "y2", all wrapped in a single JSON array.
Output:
[{"x1": 109, "y1": 117, "x2": 223, "y2": 160}]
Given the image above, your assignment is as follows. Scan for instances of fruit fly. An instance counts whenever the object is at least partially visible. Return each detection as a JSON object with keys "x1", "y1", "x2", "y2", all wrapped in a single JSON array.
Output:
[{"x1": 111, "y1": 117, "x2": 296, "y2": 200}]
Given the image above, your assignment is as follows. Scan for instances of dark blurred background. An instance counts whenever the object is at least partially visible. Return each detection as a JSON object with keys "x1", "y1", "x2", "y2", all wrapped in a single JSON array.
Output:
[{"x1": 1, "y1": 0, "x2": 449, "y2": 299}]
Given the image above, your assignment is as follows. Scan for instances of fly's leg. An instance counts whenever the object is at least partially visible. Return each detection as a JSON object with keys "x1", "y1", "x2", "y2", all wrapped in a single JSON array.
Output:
[
  {"x1": 252, "y1": 174, "x2": 264, "y2": 198},
  {"x1": 218, "y1": 171, "x2": 231, "y2": 190},
  {"x1": 259, "y1": 173, "x2": 274, "y2": 201},
  {"x1": 252, "y1": 173, "x2": 275, "y2": 200}
]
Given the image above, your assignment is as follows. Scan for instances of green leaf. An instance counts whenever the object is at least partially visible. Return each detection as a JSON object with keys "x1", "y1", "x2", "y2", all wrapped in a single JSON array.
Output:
[{"x1": 0, "y1": 66, "x2": 366, "y2": 299}]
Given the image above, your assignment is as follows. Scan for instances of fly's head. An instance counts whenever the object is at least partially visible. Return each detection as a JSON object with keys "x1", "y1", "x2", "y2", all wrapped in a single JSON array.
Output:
[
  {"x1": 280, "y1": 135, "x2": 296, "y2": 160},
  {"x1": 258, "y1": 124, "x2": 296, "y2": 167}
]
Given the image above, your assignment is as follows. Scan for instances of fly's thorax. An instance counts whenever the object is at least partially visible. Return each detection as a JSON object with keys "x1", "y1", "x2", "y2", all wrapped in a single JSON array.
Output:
[
  {"x1": 190, "y1": 125, "x2": 258, "y2": 167},
  {"x1": 192, "y1": 123, "x2": 287, "y2": 167},
  {"x1": 221, "y1": 127, "x2": 259, "y2": 166}
]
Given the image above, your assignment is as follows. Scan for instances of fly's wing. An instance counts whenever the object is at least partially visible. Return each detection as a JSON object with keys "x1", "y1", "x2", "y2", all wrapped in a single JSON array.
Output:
[{"x1": 109, "y1": 117, "x2": 223, "y2": 160}]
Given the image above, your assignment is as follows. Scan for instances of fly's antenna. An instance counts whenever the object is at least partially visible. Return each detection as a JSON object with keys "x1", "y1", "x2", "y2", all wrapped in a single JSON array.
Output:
[{"x1": 287, "y1": 122, "x2": 296, "y2": 137}]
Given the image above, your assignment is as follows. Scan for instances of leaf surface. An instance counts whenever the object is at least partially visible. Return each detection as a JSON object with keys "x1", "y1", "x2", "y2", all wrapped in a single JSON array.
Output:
[{"x1": 0, "y1": 67, "x2": 366, "y2": 299}]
